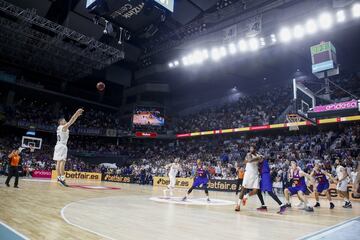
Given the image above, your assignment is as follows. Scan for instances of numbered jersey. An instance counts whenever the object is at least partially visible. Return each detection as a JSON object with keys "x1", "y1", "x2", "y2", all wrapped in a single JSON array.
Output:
[{"x1": 56, "y1": 125, "x2": 69, "y2": 145}]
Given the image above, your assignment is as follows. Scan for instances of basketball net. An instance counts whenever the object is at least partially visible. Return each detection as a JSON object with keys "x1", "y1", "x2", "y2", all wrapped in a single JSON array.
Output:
[{"x1": 286, "y1": 114, "x2": 301, "y2": 131}]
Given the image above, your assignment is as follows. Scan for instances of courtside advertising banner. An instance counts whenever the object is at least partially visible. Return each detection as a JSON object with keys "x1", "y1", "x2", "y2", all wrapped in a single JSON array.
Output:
[
  {"x1": 51, "y1": 170, "x2": 102, "y2": 181},
  {"x1": 102, "y1": 174, "x2": 134, "y2": 183},
  {"x1": 308, "y1": 183, "x2": 359, "y2": 202},
  {"x1": 31, "y1": 170, "x2": 52, "y2": 179},
  {"x1": 153, "y1": 177, "x2": 193, "y2": 188},
  {"x1": 153, "y1": 177, "x2": 359, "y2": 201}
]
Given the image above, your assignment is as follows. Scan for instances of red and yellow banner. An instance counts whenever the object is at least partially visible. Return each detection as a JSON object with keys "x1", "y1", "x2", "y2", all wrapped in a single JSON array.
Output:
[{"x1": 176, "y1": 114, "x2": 360, "y2": 138}]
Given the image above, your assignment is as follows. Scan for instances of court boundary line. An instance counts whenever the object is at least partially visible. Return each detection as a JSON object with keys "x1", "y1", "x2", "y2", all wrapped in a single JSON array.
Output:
[
  {"x1": 61, "y1": 196, "x2": 125, "y2": 240},
  {"x1": 297, "y1": 216, "x2": 360, "y2": 240},
  {"x1": 0, "y1": 221, "x2": 30, "y2": 240}
]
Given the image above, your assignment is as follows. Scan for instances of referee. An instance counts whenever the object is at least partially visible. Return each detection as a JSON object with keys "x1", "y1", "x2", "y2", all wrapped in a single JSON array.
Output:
[{"x1": 5, "y1": 148, "x2": 23, "y2": 188}]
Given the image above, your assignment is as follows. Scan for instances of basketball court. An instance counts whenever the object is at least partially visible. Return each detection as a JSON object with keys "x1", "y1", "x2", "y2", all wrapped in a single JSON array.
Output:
[{"x1": 1, "y1": 178, "x2": 359, "y2": 240}]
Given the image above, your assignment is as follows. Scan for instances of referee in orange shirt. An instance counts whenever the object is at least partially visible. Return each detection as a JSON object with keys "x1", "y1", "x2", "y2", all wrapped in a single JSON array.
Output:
[
  {"x1": 235, "y1": 165, "x2": 245, "y2": 195},
  {"x1": 5, "y1": 148, "x2": 22, "y2": 188}
]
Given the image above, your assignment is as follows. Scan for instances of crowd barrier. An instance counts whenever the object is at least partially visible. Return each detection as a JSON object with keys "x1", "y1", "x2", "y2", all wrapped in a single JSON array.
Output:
[
  {"x1": 31, "y1": 170, "x2": 52, "y2": 179},
  {"x1": 51, "y1": 170, "x2": 102, "y2": 181},
  {"x1": 102, "y1": 174, "x2": 134, "y2": 183},
  {"x1": 153, "y1": 176, "x2": 193, "y2": 188},
  {"x1": 151, "y1": 177, "x2": 360, "y2": 202}
]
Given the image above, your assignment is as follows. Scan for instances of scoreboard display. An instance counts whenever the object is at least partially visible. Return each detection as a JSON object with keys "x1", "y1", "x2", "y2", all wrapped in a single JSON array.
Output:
[
  {"x1": 154, "y1": 0, "x2": 174, "y2": 12},
  {"x1": 310, "y1": 41, "x2": 337, "y2": 74}
]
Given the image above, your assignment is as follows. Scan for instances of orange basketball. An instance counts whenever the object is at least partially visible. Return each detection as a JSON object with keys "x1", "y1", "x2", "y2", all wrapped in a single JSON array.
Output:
[{"x1": 96, "y1": 82, "x2": 105, "y2": 91}]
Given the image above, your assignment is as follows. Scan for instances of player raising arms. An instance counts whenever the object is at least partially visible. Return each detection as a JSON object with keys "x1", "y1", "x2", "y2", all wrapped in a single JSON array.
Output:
[
  {"x1": 235, "y1": 145, "x2": 262, "y2": 212},
  {"x1": 310, "y1": 162, "x2": 335, "y2": 209},
  {"x1": 163, "y1": 157, "x2": 181, "y2": 197},
  {"x1": 53, "y1": 108, "x2": 84, "y2": 187},
  {"x1": 182, "y1": 159, "x2": 210, "y2": 202},
  {"x1": 334, "y1": 159, "x2": 352, "y2": 208},
  {"x1": 256, "y1": 158, "x2": 287, "y2": 214},
  {"x1": 284, "y1": 161, "x2": 314, "y2": 212}
]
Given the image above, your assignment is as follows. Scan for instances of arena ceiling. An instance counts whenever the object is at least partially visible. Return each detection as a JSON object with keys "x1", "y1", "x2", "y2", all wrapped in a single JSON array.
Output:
[{"x1": 1, "y1": 0, "x2": 359, "y2": 97}]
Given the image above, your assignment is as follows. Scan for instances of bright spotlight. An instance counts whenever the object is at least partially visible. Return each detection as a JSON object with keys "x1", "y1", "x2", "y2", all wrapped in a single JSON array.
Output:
[
  {"x1": 318, "y1": 12, "x2": 333, "y2": 30},
  {"x1": 219, "y1": 46, "x2": 227, "y2": 57},
  {"x1": 249, "y1": 38, "x2": 259, "y2": 51},
  {"x1": 182, "y1": 57, "x2": 188, "y2": 66},
  {"x1": 168, "y1": 62, "x2": 174, "y2": 68},
  {"x1": 293, "y1": 25, "x2": 305, "y2": 39},
  {"x1": 192, "y1": 50, "x2": 205, "y2": 64},
  {"x1": 174, "y1": 60, "x2": 179, "y2": 66},
  {"x1": 270, "y1": 34, "x2": 277, "y2": 43},
  {"x1": 352, "y1": 3, "x2": 360, "y2": 18},
  {"x1": 238, "y1": 39, "x2": 248, "y2": 52},
  {"x1": 211, "y1": 47, "x2": 221, "y2": 61},
  {"x1": 305, "y1": 19, "x2": 318, "y2": 34},
  {"x1": 259, "y1": 37, "x2": 265, "y2": 47},
  {"x1": 336, "y1": 10, "x2": 346, "y2": 23},
  {"x1": 228, "y1": 42, "x2": 237, "y2": 54},
  {"x1": 187, "y1": 54, "x2": 195, "y2": 65},
  {"x1": 201, "y1": 49, "x2": 209, "y2": 60},
  {"x1": 279, "y1": 27, "x2": 292, "y2": 42}
]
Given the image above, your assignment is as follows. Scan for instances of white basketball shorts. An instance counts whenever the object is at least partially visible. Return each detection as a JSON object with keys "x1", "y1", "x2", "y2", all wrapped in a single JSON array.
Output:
[{"x1": 53, "y1": 144, "x2": 68, "y2": 161}]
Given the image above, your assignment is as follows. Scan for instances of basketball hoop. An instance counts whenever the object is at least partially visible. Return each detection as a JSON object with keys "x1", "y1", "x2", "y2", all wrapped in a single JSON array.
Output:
[{"x1": 286, "y1": 114, "x2": 301, "y2": 131}]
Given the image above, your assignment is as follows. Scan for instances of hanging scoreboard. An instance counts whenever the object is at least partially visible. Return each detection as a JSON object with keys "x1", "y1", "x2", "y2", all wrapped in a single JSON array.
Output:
[
  {"x1": 154, "y1": 0, "x2": 174, "y2": 12},
  {"x1": 310, "y1": 41, "x2": 337, "y2": 75}
]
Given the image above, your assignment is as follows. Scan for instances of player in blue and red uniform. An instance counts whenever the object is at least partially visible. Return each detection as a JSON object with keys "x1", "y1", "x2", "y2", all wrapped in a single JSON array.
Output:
[
  {"x1": 284, "y1": 161, "x2": 314, "y2": 212},
  {"x1": 182, "y1": 159, "x2": 210, "y2": 202},
  {"x1": 256, "y1": 158, "x2": 287, "y2": 214},
  {"x1": 310, "y1": 162, "x2": 334, "y2": 209}
]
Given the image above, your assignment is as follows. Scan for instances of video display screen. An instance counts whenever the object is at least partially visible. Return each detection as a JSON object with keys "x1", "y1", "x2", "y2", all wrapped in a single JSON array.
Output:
[{"x1": 132, "y1": 107, "x2": 165, "y2": 126}]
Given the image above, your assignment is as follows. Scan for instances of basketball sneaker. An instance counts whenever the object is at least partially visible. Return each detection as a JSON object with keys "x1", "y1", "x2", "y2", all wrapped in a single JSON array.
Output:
[
  {"x1": 304, "y1": 206, "x2": 314, "y2": 212},
  {"x1": 182, "y1": 196, "x2": 187, "y2": 201},
  {"x1": 277, "y1": 205, "x2": 287, "y2": 214},
  {"x1": 256, "y1": 206, "x2": 268, "y2": 212},
  {"x1": 235, "y1": 205, "x2": 240, "y2": 212},
  {"x1": 295, "y1": 202, "x2": 305, "y2": 208},
  {"x1": 343, "y1": 202, "x2": 352, "y2": 208},
  {"x1": 59, "y1": 180, "x2": 69, "y2": 187},
  {"x1": 330, "y1": 202, "x2": 335, "y2": 209},
  {"x1": 314, "y1": 202, "x2": 320, "y2": 208},
  {"x1": 285, "y1": 203, "x2": 292, "y2": 208}
]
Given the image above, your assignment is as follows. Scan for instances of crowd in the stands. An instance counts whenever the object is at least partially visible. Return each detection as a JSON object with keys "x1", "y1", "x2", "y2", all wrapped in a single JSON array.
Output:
[
  {"x1": 106, "y1": 124, "x2": 360, "y2": 186},
  {"x1": 1, "y1": 123, "x2": 359, "y2": 187},
  {"x1": 0, "y1": 136, "x2": 99, "y2": 176},
  {"x1": 3, "y1": 97, "x2": 127, "y2": 131},
  {"x1": 173, "y1": 87, "x2": 292, "y2": 133},
  {"x1": 0, "y1": 72, "x2": 359, "y2": 185},
  {"x1": 1, "y1": 72, "x2": 359, "y2": 135}
]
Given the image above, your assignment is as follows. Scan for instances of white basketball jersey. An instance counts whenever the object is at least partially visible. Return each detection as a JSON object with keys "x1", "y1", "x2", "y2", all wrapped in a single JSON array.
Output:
[
  {"x1": 245, "y1": 153, "x2": 259, "y2": 174},
  {"x1": 169, "y1": 163, "x2": 179, "y2": 176},
  {"x1": 245, "y1": 161, "x2": 258, "y2": 174},
  {"x1": 336, "y1": 165, "x2": 344, "y2": 179},
  {"x1": 56, "y1": 125, "x2": 69, "y2": 146}
]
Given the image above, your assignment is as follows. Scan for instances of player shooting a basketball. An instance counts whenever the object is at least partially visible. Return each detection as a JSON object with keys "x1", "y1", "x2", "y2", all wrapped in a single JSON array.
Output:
[{"x1": 53, "y1": 108, "x2": 84, "y2": 187}]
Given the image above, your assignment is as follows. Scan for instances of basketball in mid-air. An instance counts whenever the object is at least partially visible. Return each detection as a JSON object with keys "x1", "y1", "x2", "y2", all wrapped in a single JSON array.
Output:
[{"x1": 96, "y1": 82, "x2": 105, "y2": 91}]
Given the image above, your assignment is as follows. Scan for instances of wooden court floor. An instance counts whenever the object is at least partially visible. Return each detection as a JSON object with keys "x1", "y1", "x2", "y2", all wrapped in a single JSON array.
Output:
[{"x1": 0, "y1": 177, "x2": 359, "y2": 240}]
